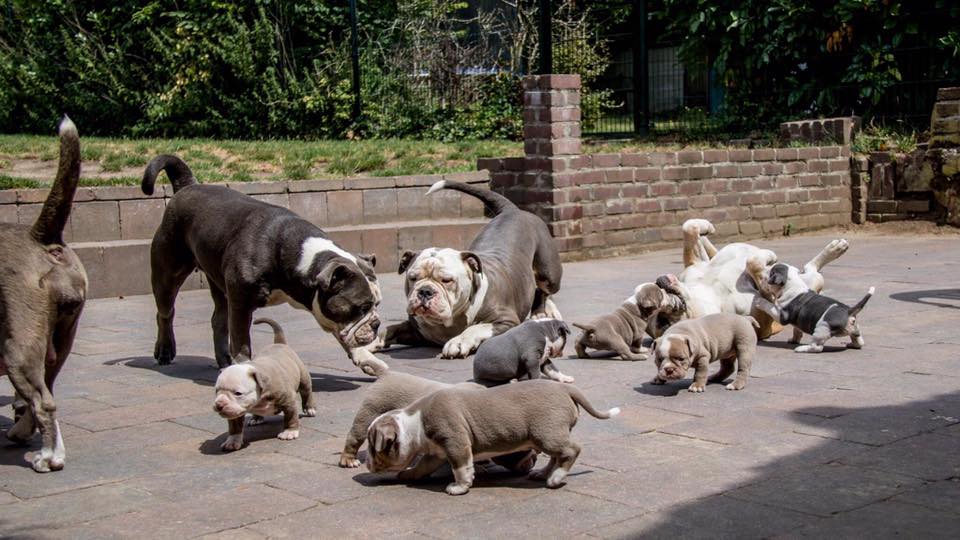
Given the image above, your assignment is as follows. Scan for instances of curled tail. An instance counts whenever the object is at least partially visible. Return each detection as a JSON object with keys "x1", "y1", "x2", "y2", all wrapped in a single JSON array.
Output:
[
  {"x1": 565, "y1": 385, "x2": 620, "y2": 419},
  {"x1": 141, "y1": 155, "x2": 197, "y2": 195},
  {"x1": 848, "y1": 286, "x2": 875, "y2": 317},
  {"x1": 426, "y1": 180, "x2": 515, "y2": 216},
  {"x1": 253, "y1": 318, "x2": 286, "y2": 345},
  {"x1": 352, "y1": 348, "x2": 389, "y2": 377},
  {"x1": 31, "y1": 116, "x2": 80, "y2": 246}
]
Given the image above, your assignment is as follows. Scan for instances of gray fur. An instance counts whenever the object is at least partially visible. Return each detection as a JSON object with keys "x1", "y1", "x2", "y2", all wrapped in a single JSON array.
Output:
[{"x1": 473, "y1": 319, "x2": 572, "y2": 384}]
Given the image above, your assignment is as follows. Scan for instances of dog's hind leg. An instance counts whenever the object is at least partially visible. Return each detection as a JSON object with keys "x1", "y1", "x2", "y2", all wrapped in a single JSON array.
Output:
[
  {"x1": 150, "y1": 239, "x2": 195, "y2": 365},
  {"x1": 801, "y1": 239, "x2": 850, "y2": 293},
  {"x1": 848, "y1": 323, "x2": 864, "y2": 349},
  {"x1": 533, "y1": 438, "x2": 581, "y2": 488},
  {"x1": 298, "y1": 364, "x2": 316, "y2": 417},
  {"x1": 708, "y1": 358, "x2": 736, "y2": 385},
  {"x1": 531, "y1": 233, "x2": 563, "y2": 318},
  {"x1": 209, "y1": 283, "x2": 231, "y2": 369},
  {"x1": 682, "y1": 219, "x2": 716, "y2": 267},
  {"x1": 5, "y1": 348, "x2": 63, "y2": 472}
]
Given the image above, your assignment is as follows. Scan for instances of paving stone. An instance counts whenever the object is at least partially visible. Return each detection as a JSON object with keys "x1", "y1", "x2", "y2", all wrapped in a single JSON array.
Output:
[
  {"x1": 0, "y1": 483, "x2": 156, "y2": 535},
  {"x1": 841, "y1": 433, "x2": 960, "y2": 480},
  {"x1": 892, "y1": 477, "x2": 960, "y2": 515},
  {"x1": 793, "y1": 401, "x2": 960, "y2": 446},
  {"x1": 779, "y1": 500, "x2": 960, "y2": 538},
  {"x1": 726, "y1": 462, "x2": 923, "y2": 517},
  {"x1": 658, "y1": 408, "x2": 831, "y2": 445},
  {"x1": 578, "y1": 431, "x2": 725, "y2": 473}
]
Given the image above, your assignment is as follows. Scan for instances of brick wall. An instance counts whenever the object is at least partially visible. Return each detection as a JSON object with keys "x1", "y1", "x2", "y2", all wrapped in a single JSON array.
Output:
[
  {"x1": 0, "y1": 172, "x2": 490, "y2": 298},
  {"x1": 480, "y1": 74, "x2": 855, "y2": 260}
]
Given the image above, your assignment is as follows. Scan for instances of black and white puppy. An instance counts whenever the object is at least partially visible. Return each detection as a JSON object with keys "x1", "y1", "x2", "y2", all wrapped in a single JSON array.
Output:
[
  {"x1": 142, "y1": 155, "x2": 381, "y2": 368},
  {"x1": 473, "y1": 319, "x2": 573, "y2": 385},
  {"x1": 757, "y1": 263, "x2": 874, "y2": 353}
]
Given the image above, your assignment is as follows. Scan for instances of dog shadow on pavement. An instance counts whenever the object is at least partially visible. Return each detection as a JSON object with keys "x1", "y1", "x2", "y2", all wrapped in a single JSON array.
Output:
[
  {"x1": 105, "y1": 356, "x2": 366, "y2": 393},
  {"x1": 890, "y1": 288, "x2": 960, "y2": 310}
]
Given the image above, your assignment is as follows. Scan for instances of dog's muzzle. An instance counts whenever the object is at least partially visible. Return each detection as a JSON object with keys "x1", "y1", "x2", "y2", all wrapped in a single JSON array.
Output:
[
  {"x1": 658, "y1": 362, "x2": 686, "y2": 380},
  {"x1": 339, "y1": 310, "x2": 380, "y2": 348}
]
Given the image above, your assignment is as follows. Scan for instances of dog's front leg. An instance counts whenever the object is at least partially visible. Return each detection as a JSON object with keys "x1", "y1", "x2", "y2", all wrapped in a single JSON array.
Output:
[
  {"x1": 612, "y1": 339, "x2": 647, "y2": 361},
  {"x1": 221, "y1": 417, "x2": 245, "y2": 452},
  {"x1": 541, "y1": 360, "x2": 575, "y2": 383},
  {"x1": 443, "y1": 444, "x2": 476, "y2": 495},
  {"x1": 687, "y1": 356, "x2": 710, "y2": 393},
  {"x1": 226, "y1": 296, "x2": 254, "y2": 365},
  {"x1": 441, "y1": 323, "x2": 497, "y2": 359},
  {"x1": 277, "y1": 400, "x2": 301, "y2": 441},
  {"x1": 209, "y1": 284, "x2": 232, "y2": 368}
]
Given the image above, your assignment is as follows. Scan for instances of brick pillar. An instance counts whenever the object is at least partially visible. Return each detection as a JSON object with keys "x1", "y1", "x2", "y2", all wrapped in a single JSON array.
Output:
[{"x1": 484, "y1": 74, "x2": 584, "y2": 253}]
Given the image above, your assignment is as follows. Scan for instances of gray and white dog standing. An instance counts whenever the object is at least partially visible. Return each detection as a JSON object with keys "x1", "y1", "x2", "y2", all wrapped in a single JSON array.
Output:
[
  {"x1": 381, "y1": 180, "x2": 563, "y2": 358},
  {"x1": 752, "y1": 262, "x2": 874, "y2": 353},
  {"x1": 473, "y1": 319, "x2": 573, "y2": 385}
]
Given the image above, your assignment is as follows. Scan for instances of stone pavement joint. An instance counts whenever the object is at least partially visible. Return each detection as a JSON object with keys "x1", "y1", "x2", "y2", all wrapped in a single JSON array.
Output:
[{"x1": 2, "y1": 232, "x2": 960, "y2": 538}]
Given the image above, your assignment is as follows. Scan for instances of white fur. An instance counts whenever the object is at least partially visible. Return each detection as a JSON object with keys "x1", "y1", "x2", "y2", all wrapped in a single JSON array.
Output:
[
  {"x1": 426, "y1": 180, "x2": 446, "y2": 196},
  {"x1": 59, "y1": 116, "x2": 77, "y2": 137},
  {"x1": 441, "y1": 323, "x2": 494, "y2": 358},
  {"x1": 406, "y1": 247, "x2": 485, "y2": 339},
  {"x1": 465, "y1": 272, "x2": 488, "y2": 324},
  {"x1": 296, "y1": 237, "x2": 356, "y2": 276}
]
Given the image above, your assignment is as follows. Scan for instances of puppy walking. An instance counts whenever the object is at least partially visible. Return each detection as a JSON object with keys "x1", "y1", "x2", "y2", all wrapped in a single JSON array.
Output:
[
  {"x1": 754, "y1": 262, "x2": 875, "y2": 353},
  {"x1": 213, "y1": 318, "x2": 316, "y2": 451},
  {"x1": 366, "y1": 380, "x2": 619, "y2": 495},
  {"x1": 651, "y1": 313, "x2": 758, "y2": 392},
  {"x1": 473, "y1": 319, "x2": 574, "y2": 384},
  {"x1": 0, "y1": 118, "x2": 86, "y2": 472}
]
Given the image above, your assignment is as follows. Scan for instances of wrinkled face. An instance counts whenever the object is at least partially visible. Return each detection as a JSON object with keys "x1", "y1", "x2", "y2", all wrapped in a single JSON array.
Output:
[
  {"x1": 213, "y1": 364, "x2": 260, "y2": 419},
  {"x1": 760, "y1": 263, "x2": 792, "y2": 299},
  {"x1": 366, "y1": 412, "x2": 418, "y2": 473},
  {"x1": 636, "y1": 283, "x2": 668, "y2": 320},
  {"x1": 309, "y1": 257, "x2": 382, "y2": 348},
  {"x1": 400, "y1": 248, "x2": 480, "y2": 323},
  {"x1": 653, "y1": 335, "x2": 693, "y2": 380}
]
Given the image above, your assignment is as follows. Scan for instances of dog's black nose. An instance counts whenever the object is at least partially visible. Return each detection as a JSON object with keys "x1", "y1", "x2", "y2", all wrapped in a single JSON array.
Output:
[
  {"x1": 417, "y1": 289, "x2": 434, "y2": 301},
  {"x1": 371, "y1": 319, "x2": 381, "y2": 332}
]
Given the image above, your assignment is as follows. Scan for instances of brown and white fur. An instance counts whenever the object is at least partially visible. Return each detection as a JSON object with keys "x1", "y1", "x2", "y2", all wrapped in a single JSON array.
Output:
[
  {"x1": 212, "y1": 318, "x2": 316, "y2": 451},
  {"x1": 650, "y1": 313, "x2": 759, "y2": 393},
  {"x1": 0, "y1": 118, "x2": 86, "y2": 473},
  {"x1": 574, "y1": 282, "x2": 688, "y2": 360},
  {"x1": 341, "y1": 349, "x2": 537, "y2": 473},
  {"x1": 366, "y1": 379, "x2": 619, "y2": 495},
  {"x1": 663, "y1": 219, "x2": 849, "y2": 339}
]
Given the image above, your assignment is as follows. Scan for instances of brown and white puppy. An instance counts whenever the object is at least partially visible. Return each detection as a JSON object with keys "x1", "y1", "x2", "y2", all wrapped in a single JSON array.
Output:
[
  {"x1": 0, "y1": 118, "x2": 86, "y2": 473},
  {"x1": 574, "y1": 283, "x2": 688, "y2": 360},
  {"x1": 213, "y1": 318, "x2": 316, "y2": 452},
  {"x1": 380, "y1": 180, "x2": 563, "y2": 359},
  {"x1": 340, "y1": 349, "x2": 537, "y2": 474},
  {"x1": 651, "y1": 313, "x2": 759, "y2": 393},
  {"x1": 366, "y1": 379, "x2": 619, "y2": 495}
]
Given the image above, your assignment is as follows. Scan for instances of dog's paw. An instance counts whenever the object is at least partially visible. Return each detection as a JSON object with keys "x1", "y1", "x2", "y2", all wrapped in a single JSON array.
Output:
[
  {"x1": 441, "y1": 336, "x2": 474, "y2": 359},
  {"x1": 650, "y1": 377, "x2": 666, "y2": 385},
  {"x1": 682, "y1": 218, "x2": 715, "y2": 236},
  {"x1": 277, "y1": 429, "x2": 300, "y2": 440},
  {"x1": 528, "y1": 467, "x2": 551, "y2": 481},
  {"x1": 339, "y1": 455, "x2": 362, "y2": 468},
  {"x1": 687, "y1": 383, "x2": 706, "y2": 393},
  {"x1": 725, "y1": 380, "x2": 747, "y2": 391},
  {"x1": 546, "y1": 469, "x2": 568, "y2": 489},
  {"x1": 30, "y1": 451, "x2": 64, "y2": 473},
  {"x1": 556, "y1": 373, "x2": 575, "y2": 384},
  {"x1": 445, "y1": 483, "x2": 470, "y2": 496},
  {"x1": 6, "y1": 415, "x2": 35, "y2": 444},
  {"x1": 247, "y1": 415, "x2": 266, "y2": 426},
  {"x1": 221, "y1": 434, "x2": 244, "y2": 452},
  {"x1": 793, "y1": 345, "x2": 822, "y2": 353},
  {"x1": 302, "y1": 408, "x2": 317, "y2": 417},
  {"x1": 154, "y1": 341, "x2": 175, "y2": 365}
]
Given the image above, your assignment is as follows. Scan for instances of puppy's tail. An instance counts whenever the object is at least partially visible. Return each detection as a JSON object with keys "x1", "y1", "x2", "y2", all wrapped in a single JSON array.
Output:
[
  {"x1": 572, "y1": 323, "x2": 595, "y2": 333},
  {"x1": 141, "y1": 154, "x2": 197, "y2": 195},
  {"x1": 253, "y1": 318, "x2": 286, "y2": 344},
  {"x1": 31, "y1": 116, "x2": 80, "y2": 246},
  {"x1": 426, "y1": 180, "x2": 515, "y2": 216},
  {"x1": 353, "y1": 347, "x2": 390, "y2": 377},
  {"x1": 565, "y1": 385, "x2": 620, "y2": 420},
  {"x1": 848, "y1": 286, "x2": 875, "y2": 317}
]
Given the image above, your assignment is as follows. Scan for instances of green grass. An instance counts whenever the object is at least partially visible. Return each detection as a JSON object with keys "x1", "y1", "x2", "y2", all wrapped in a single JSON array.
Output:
[
  {"x1": 850, "y1": 123, "x2": 918, "y2": 154},
  {"x1": 0, "y1": 134, "x2": 522, "y2": 188}
]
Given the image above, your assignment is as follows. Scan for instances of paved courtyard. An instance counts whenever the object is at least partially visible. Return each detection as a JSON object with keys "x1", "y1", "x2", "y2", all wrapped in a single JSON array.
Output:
[{"x1": 2, "y1": 229, "x2": 960, "y2": 539}]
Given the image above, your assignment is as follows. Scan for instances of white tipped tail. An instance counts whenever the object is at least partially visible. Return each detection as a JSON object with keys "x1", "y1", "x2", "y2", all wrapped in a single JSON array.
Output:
[
  {"x1": 59, "y1": 115, "x2": 77, "y2": 137},
  {"x1": 426, "y1": 180, "x2": 446, "y2": 196},
  {"x1": 608, "y1": 407, "x2": 621, "y2": 417},
  {"x1": 867, "y1": 286, "x2": 876, "y2": 295}
]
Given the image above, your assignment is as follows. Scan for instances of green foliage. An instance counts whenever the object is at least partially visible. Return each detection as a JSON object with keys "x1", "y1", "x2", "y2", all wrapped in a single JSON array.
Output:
[{"x1": 654, "y1": 0, "x2": 960, "y2": 129}]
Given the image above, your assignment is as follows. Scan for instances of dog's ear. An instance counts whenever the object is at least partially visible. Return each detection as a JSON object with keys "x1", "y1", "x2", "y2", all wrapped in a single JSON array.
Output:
[
  {"x1": 358, "y1": 253, "x2": 376, "y2": 269},
  {"x1": 768, "y1": 264, "x2": 789, "y2": 287},
  {"x1": 398, "y1": 250, "x2": 419, "y2": 275},
  {"x1": 316, "y1": 261, "x2": 354, "y2": 291},
  {"x1": 461, "y1": 252, "x2": 482, "y2": 274},
  {"x1": 250, "y1": 366, "x2": 269, "y2": 395},
  {"x1": 371, "y1": 417, "x2": 399, "y2": 453},
  {"x1": 682, "y1": 335, "x2": 698, "y2": 360},
  {"x1": 557, "y1": 321, "x2": 572, "y2": 337}
]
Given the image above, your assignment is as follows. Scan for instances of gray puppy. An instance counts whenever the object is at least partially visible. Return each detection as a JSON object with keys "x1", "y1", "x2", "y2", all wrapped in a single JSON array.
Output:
[
  {"x1": 472, "y1": 319, "x2": 573, "y2": 385},
  {"x1": 0, "y1": 118, "x2": 85, "y2": 473},
  {"x1": 341, "y1": 349, "x2": 537, "y2": 474},
  {"x1": 651, "y1": 313, "x2": 759, "y2": 393},
  {"x1": 366, "y1": 379, "x2": 619, "y2": 495}
]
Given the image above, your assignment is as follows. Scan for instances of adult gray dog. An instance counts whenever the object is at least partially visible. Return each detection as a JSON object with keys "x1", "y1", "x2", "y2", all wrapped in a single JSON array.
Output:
[
  {"x1": 1, "y1": 118, "x2": 86, "y2": 472},
  {"x1": 380, "y1": 180, "x2": 562, "y2": 358},
  {"x1": 141, "y1": 155, "x2": 381, "y2": 368}
]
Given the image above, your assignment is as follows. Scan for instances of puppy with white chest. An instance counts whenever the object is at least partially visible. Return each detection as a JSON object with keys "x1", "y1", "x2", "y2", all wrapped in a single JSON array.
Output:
[
  {"x1": 574, "y1": 282, "x2": 688, "y2": 360},
  {"x1": 749, "y1": 262, "x2": 874, "y2": 353},
  {"x1": 473, "y1": 318, "x2": 573, "y2": 385},
  {"x1": 340, "y1": 349, "x2": 537, "y2": 474},
  {"x1": 213, "y1": 318, "x2": 316, "y2": 452},
  {"x1": 366, "y1": 379, "x2": 619, "y2": 495},
  {"x1": 651, "y1": 313, "x2": 759, "y2": 392}
]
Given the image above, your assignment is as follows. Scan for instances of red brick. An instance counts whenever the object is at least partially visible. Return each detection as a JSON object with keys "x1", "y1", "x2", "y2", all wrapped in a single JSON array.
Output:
[
  {"x1": 797, "y1": 147, "x2": 820, "y2": 160},
  {"x1": 752, "y1": 148, "x2": 776, "y2": 161},
  {"x1": 796, "y1": 174, "x2": 819, "y2": 187},
  {"x1": 763, "y1": 191, "x2": 788, "y2": 204},
  {"x1": 650, "y1": 182, "x2": 678, "y2": 196},
  {"x1": 662, "y1": 167, "x2": 689, "y2": 181},
  {"x1": 751, "y1": 205, "x2": 776, "y2": 219},
  {"x1": 783, "y1": 161, "x2": 806, "y2": 174},
  {"x1": 714, "y1": 164, "x2": 739, "y2": 177},
  {"x1": 591, "y1": 153, "x2": 621, "y2": 168},
  {"x1": 604, "y1": 168, "x2": 634, "y2": 183},
  {"x1": 799, "y1": 201, "x2": 821, "y2": 215},
  {"x1": 775, "y1": 148, "x2": 800, "y2": 161},
  {"x1": 829, "y1": 186, "x2": 851, "y2": 199},
  {"x1": 605, "y1": 199, "x2": 634, "y2": 214},
  {"x1": 752, "y1": 177, "x2": 775, "y2": 190},
  {"x1": 739, "y1": 221, "x2": 763, "y2": 235},
  {"x1": 761, "y1": 218, "x2": 787, "y2": 233},
  {"x1": 731, "y1": 179, "x2": 753, "y2": 191},
  {"x1": 807, "y1": 160, "x2": 829, "y2": 173},
  {"x1": 691, "y1": 194, "x2": 717, "y2": 208},
  {"x1": 787, "y1": 190, "x2": 810, "y2": 202},
  {"x1": 689, "y1": 165, "x2": 712, "y2": 179},
  {"x1": 705, "y1": 179, "x2": 729, "y2": 193},
  {"x1": 662, "y1": 198, "x2": 689, "y2": 211},
  {"x1": 729, "y1": 149, "x2": 752, "y2": 161},
  {"x1": 636, "y1": 199, "x2": 662, "y2": 213},
  {"x1": 605, "y1": 230, "x2": 637, "y2": 246},
  {"x1": 647, "y1": 152, "x2": 677, "y2": 166},
  {"x1": 543, "y1": 74, "x2": 581, "y2": 89},
  {"x1": 621, "y1": 153, "x2": 649, "y2": 167},
  {"x1": 762, "y1": 163, "x2": 784, "y2": 175},
  {"x1": 740, "y1": 192, "x2": 764, "y2": 205},
  {"x1": 808, "y1": 188, "x2": 831, "y2": 201},
  {"x1": 582, "y1": 202, "x2": 604, "y2": 216},
  {"x1": 828, "y1": 159, "x2": 849, "y2": 172},
  {"x1": 677, "y1": 151, "x2": 703, "y2": 164},
  {"x1": 820, "y1": 146, "x2": 841, "y2": 158},
  {"x1": 621, "y1": 184, "x2": 649, "y2": 198},
  {"x1": 523, "y1": 124, "x2": 551, "y2": 138},
  {"x1": 739, "y1": 164, "x2": 763, "y2": 177},
  {"x1": 679, "y1": 181, "x2": 704, "y2": 195},
  {"x1": 634, "y1": 167, "x2": 661, "y2": 182},
  {"x1": 703, "y1": 149, "x2": 729, "y2": 163},
  {"x1": 775, "y1": 176, "x2": 798, "y2": 189}
]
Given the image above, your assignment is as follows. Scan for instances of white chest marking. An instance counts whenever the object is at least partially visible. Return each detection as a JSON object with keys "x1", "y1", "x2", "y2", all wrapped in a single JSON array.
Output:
[{"x1": 465, "y1": 273, "x2": 488, "y2": 324}]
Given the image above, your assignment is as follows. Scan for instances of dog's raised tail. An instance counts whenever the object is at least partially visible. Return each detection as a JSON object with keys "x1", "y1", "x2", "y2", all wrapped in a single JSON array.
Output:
[
  {"x1": 565, "y1": 385, "x2": 620, "y2": 419},
  {"x1": 31, "y1": 116, "x2": 80, "y2": 246},
  {"x1": 849, "y1": 286, "x2": 875, "y2": 317},
  {"x1": 253, "y1": 318, "x2": 286, "y2": 345},
  {"x1": 141, "y1": 154, "x2": 197, "y2": 195},
  {"x1": 352, "y1": 348, "x2": 389, "y2": 377},
  {"x1": 426, "y1": 180, "x2": 515, "y2": 216}
]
